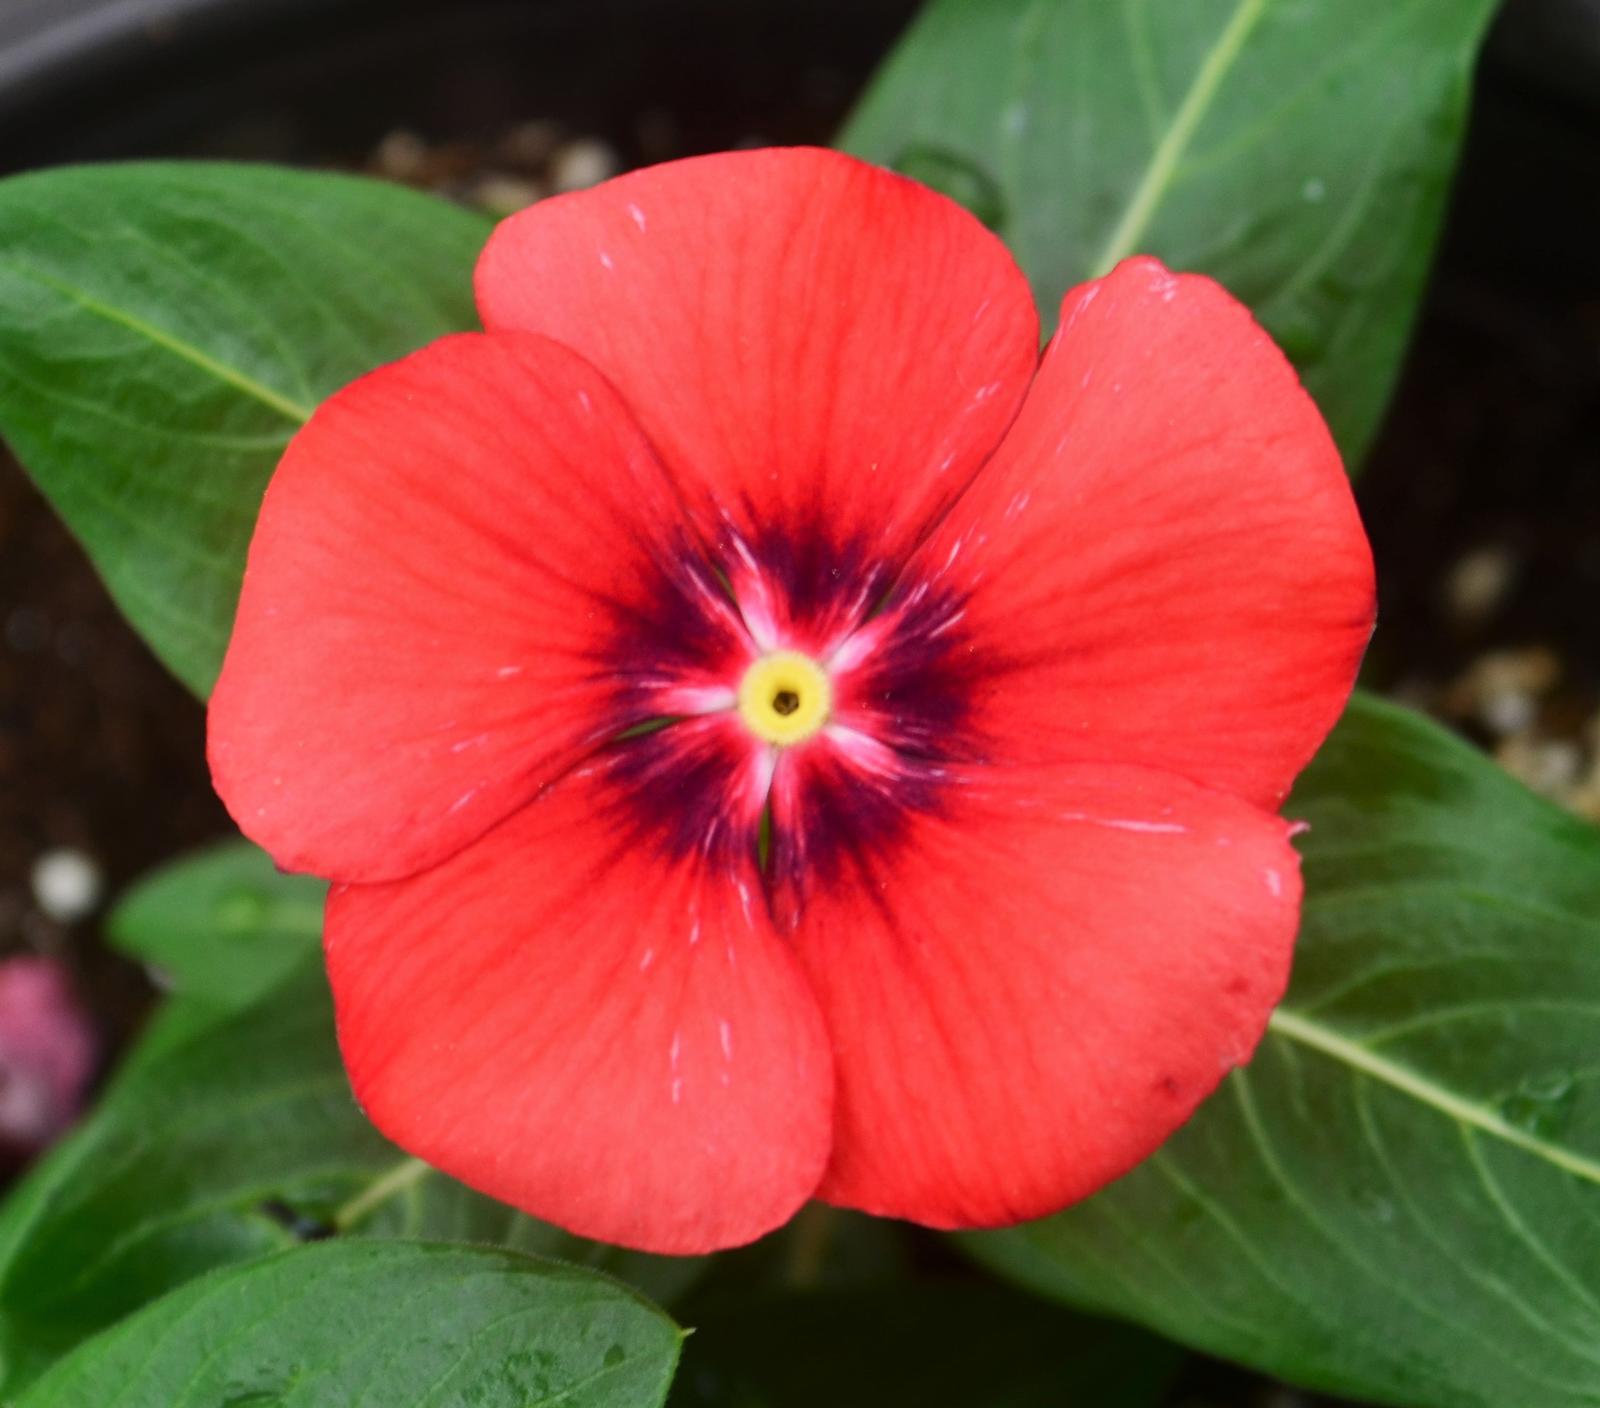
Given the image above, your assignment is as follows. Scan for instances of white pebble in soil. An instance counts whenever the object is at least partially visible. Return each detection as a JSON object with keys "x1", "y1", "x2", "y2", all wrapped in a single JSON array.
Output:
[
  {"x1": 470, "y1": 173, "x2": 546, "y2": 216},
  {"x1": 1446, "y1": 543, "x2": 1518, "y2": 624},
  {"x1": 1479, "y1": 687, "x2": 1538, "y2": 737},
  {"x1": 1442, "y1": 646, "x2": 1561, "y2": 736},
  {"x1": 372, "y1": 129, "x2": 430, "y2": 183},
  {"x1": 1496, "y1": 736, "x2": 1584, "y2": 797},
  {"x1": 29, "y1": 849, "x2": 103, "y2": 924},
  {"x1": 498, "y1": 119, "x2": 563, "y2": 169},
  {"x1": 550, "y1": 137, "x2": 620, "y2": 193}
]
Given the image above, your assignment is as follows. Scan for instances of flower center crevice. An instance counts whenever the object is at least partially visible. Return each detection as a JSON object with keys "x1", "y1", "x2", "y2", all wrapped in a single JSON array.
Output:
[
  {"x1": 737, "y1": 650, "x2": 832, "y2": 747},
  {"x1": 592, "y1": 521, "x2": 995, "y2": 917}
]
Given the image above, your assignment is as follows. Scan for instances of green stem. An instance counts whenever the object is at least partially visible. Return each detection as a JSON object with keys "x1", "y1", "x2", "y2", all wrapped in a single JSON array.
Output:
[{"x1": 333, "y1": 1155, "x2": 433, "y2": 1231}]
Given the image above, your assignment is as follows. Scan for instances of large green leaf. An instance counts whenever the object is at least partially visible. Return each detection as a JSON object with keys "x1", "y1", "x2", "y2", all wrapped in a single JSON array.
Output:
[
  {"x1": 968, "y1": 692, "x2": 1600, "y2": 1408},
  {"x1": 14, "y1": 1240, "x2": 681, "y2": 1408},
  {"x1": 0, "y1": 964, "x2": 702, "y2": 1396},
  {"x1": 0, "y1": 162, "x2": 490, "y2": 696},
  {"x1": 669, "y1": 1281, "x2": 1179, "y2": 1407},
  {"x1": 841, "y1": 0, "x2": 1501, "y2": 464},
  {"x1": 108, "y1": 839, "x2": 325, "y2": 1008}
]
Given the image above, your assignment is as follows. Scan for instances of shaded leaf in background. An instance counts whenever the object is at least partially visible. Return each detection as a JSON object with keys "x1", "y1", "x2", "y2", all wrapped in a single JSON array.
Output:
[
  {"x1": 0, "y1": 963, "x2": 703, "y2": 1396},
  {"x1": 968, "y1": 692, "x2": 1600, "y2": 1408},
  {"x1": 0, "y1": 162, "x2": 490, "y2": 696},
  {"x1": 678, "y1": 1204, "x2": 918, "y2": 1299},
  {"x1": 15, "y1": 1240, "x2": 681, "y2": 1408},
  {"x1": 108, "y1": 838, "x2": 324, "y2": 1008},
  {"x1": 841, "y1": 0, "x2": 1502, "y2": 464},
  {"x1": 669, "y1": 1281, "x2": 1179, "y2": 1408}
]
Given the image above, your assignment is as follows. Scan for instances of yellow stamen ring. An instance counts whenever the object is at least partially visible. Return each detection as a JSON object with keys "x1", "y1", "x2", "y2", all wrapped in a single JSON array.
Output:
[{"x1": 737, "y1": 650, "x2": 832, "y2": 746}]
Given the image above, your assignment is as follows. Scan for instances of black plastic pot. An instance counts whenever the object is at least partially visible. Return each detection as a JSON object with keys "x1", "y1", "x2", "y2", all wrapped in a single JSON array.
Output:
[
  {"x1": 4, "y1": 0, "x2": 1599, "y2": 177},
  {"x1": 0, "y1": 0, "x2": 921, "y2": 173}
]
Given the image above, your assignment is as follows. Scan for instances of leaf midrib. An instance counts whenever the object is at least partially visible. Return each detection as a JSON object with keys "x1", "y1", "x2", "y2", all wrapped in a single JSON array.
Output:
[
  {"x1": 1266, "y1": 1006, "x2": 1600, "y2": 1185},
  {"x1": 1088, "y1": 0, "x2": 1271, "y2": 276},
  {"x1": 0, "y1": 256, "x2": 313, "y2": 424}
]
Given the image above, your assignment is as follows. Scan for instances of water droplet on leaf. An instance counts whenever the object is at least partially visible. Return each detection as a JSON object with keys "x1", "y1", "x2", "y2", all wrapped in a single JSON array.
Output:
[
  {"x1": 1355, "y1": 1187, "x2": 1396, "y2": 1224},
  {"x1": 1499, "y1": 1071, "x2": 1577, "y2": 1140},
  {"x1": 891, "y1": 145, "x2": 1006, "y2": 230},
  {"x1": 215, "y1": 888, "x2": 269, "y2": 930},
  {"x1": 1269, "y1": 310, "x2": 1326, "y2": 368}
]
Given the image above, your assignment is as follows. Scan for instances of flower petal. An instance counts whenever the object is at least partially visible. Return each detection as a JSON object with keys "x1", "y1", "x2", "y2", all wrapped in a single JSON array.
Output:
[
  {"x1": 475, "y1": 148, "x2": 1039, "y2": 571},
  {"x1": 209, "y1": 332, "x2": 725, "y2": 883},
  {"x1": 779, "y1": 753, "x2": 1299, "y2": 1227},
  {"x1": 908, "y1": 256, "x2": 1375, "y2": 808},
  {"x1": 325, "y1": 735, "x2": 833, "y2": 1254}
]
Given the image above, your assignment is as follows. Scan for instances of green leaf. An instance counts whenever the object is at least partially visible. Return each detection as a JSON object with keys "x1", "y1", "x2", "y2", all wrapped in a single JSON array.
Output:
[
  {"x1": 14, "y1": 1240, "x2": 681, "y2": 1408},
  {"x1": 0, "y1": 162, "x2": 491, "y2": 696},
  {"x1": 841, "y1": 0, "x2": 1501, "y2": 465},
  {"x1": 967, "y1": 692, "x2": 1600, "y2": 1408},
  {"x1": 107, "y1": 839, "x2": 325, "y2": 1008},
  {"x1": 669, "y1": 1281, "x2": 1179, "y2": 1407},
  {"x1": 0, "y1": 963, "x2": 702, "y2": 1395}
]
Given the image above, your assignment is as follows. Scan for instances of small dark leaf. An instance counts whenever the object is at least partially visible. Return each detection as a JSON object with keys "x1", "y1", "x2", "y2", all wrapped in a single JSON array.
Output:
[{"x1": 107, "y1": 839, "x2": 324, "y2": 1008}]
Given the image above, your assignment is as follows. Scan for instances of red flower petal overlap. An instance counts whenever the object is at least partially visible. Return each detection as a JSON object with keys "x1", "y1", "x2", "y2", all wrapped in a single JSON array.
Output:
[{"x1": 209, "y1": 147, "x2": 1375, "y2": 1253}]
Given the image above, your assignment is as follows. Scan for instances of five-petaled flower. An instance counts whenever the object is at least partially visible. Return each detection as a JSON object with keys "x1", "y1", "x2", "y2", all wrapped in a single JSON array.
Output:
[{"x1": 208, "y1": 148, "x2": 1374, "y2": 1254}]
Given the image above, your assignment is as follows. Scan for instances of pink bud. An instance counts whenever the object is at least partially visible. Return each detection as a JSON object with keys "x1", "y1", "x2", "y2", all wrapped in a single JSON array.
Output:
[{"x1": 0, "y1": 957, "x2": 97, "y2": 1165}]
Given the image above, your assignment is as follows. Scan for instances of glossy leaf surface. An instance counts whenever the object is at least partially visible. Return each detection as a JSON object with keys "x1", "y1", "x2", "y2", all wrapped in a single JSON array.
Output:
[
  {"x1": 15, "y1": 1240, "x2": 681, "y2": 1408},
  {"x1": 842, "y1": 0, "x2": 1501, "y2": 463},
  {"x1": 969, "y1": 693, "x2": 1600, "y2": 1408},
  {"x1": 0, "y1": 162, "x2": 489, "y2": 695}
]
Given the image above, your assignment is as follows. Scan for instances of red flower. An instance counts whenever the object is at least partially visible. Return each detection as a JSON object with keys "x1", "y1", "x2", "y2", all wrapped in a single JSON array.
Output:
[{"x1": 208, "y1": 148, "x2": 1373, "y2": 1254}]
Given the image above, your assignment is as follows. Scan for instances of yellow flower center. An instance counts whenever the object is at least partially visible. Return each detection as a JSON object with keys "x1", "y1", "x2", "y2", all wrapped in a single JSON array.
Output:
[{"x1": 737, "y1": 650, "x2": 832, "y2": 746}]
